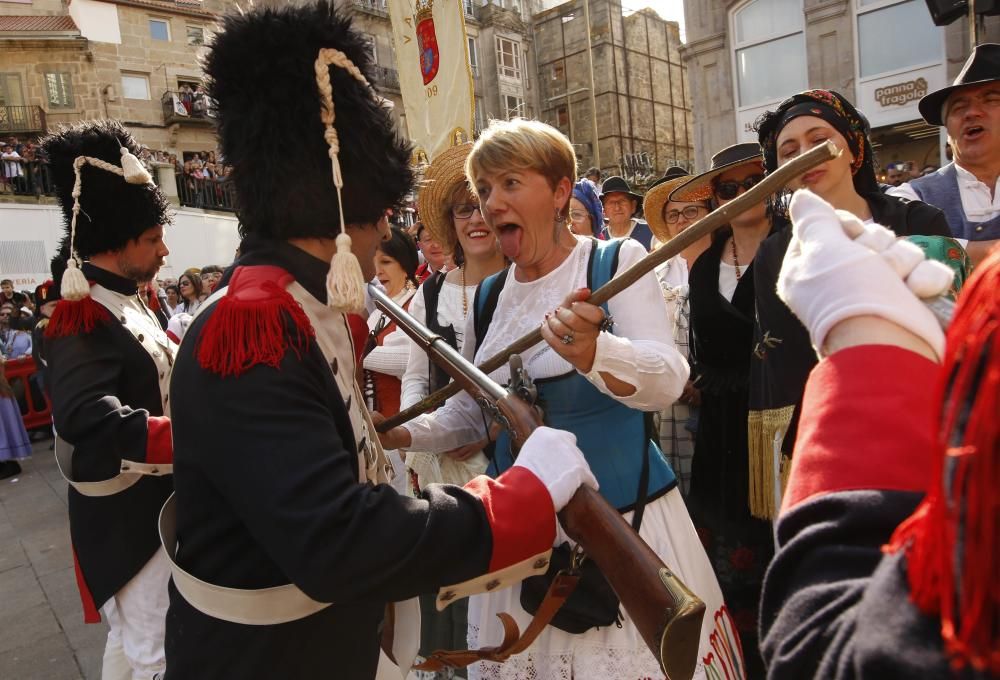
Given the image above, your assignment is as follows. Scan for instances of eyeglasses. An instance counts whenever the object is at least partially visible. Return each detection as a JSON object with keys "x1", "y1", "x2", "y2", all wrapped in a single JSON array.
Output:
[
  {"x1": 451, "y1": 204, "x2": 482, "y2": 219},
  {"x1": 663, "y1": 205, "x2": 707, "y2": 224},
  {"x1": 568, "y1": 210, "x2": 589, "y2": 221},
  {"x1": 714, "y1": 174, "x2": 765, "y2": 200}
]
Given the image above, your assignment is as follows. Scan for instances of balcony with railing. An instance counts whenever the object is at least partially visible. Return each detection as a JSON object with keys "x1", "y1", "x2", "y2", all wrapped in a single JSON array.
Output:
[
  {"x1": 161, "y1": 91, "x2": 216, "y2": 127},
  {"x1": 371, "y1": 65, "x2": 400, "y2": 93},
  {"x1": 176, "y1": 174, "x2": 238, "y2": 213},
  {"x1": 0, "y1": 106, "x2": 47, "y2": 136},
  {"x1": 0, "y1": 160, "x2": 55, "y2": 198},
  {"x1": 352, "y1": 0, "x2": 389, "y2": 18}
]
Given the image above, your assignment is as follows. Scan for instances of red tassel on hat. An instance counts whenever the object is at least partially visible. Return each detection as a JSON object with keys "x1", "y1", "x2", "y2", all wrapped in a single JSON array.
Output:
[
  {"x1": 886, "y1": 251, "x2": 1000, "y2": 675},
  {"x1": 45, "y1": 294, "x2": 110, "y2": 338},
  {"x1": 195, "y1": 266, "x2": 315, "y2": 378}
]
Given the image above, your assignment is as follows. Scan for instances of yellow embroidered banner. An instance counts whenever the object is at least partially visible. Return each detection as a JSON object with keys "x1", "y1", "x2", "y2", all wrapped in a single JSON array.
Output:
[{"x1": 388, "y1": 0, "x2": 474, "y2": 163}]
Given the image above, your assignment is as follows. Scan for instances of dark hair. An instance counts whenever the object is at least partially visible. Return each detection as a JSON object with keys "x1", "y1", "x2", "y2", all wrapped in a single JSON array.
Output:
[
  {"x1": 0, "y1": 279, "x2": 12, "y2": 286},
  {"x1": 377, "y1": 226, "x2": 419, "y2": 285},
  {"x1": 200, "y1": 264, "x2": 223, "y2": 275},
  {"x1": 165, "y1": 284, "x2": 179, "y2": 296},
  {"x1": 415, "y1": 221, "x2": 429, "y2": 242},
  {"x1": 205, "y1": 1, "x2": 413, "y2": 241},
  {"x1": 178, "y1": 272, "x2": 204, "y2": 304}
]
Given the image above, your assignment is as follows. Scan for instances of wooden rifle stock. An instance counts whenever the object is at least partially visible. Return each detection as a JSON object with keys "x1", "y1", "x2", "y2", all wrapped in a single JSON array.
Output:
[{"x1": 371, "y1": 285, "x2": 705, "y2": 679}]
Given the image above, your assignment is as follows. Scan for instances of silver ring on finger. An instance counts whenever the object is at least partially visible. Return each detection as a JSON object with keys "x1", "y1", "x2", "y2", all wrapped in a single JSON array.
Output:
[{"x1": 561, "y1": 333, "x2": 575, "y2": 345}]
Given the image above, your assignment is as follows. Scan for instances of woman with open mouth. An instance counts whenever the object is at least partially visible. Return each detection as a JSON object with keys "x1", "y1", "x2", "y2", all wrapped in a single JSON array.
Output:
[
  {"x1": 400, "y1": 143, "x2": 508, "y2": 676},
  {"x1": 379, "y1": 118, "x2": 733, "y2": 680}
]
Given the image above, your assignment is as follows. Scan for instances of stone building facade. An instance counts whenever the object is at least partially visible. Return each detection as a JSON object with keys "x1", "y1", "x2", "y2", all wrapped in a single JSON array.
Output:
[
  {"x1": 681, "y1": 0, "x2": 1000, "y2": 174},
  {"x1": 534, "y1": 0, "x2": 693, "y2": 178},
  {"x1": 1, "y1": 0, "x2": 225, "y2": 157}
]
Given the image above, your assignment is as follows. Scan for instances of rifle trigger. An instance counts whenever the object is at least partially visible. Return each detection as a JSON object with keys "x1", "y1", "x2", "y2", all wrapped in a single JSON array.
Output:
[{"x1": 507, "y1": 354, "x2": 537, "y2": 406}]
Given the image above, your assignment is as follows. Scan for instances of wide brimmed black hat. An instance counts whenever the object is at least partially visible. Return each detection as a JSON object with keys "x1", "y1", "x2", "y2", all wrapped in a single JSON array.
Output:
[
  {"x1": 669, "y1": 143, "x2": 763, "y2": 202},
  {"x1": 919, "y1": 43, "x2": 1000, "y2": 126},
  {"x1": 41, "y1": 120, "x2": 171, "y2": 259},
  {"x1": 206, "y1": 0, "x2": 413, "y2": 241},
  {"x1": 599, "y1": 176, "x2": 643, "y2": 209}
]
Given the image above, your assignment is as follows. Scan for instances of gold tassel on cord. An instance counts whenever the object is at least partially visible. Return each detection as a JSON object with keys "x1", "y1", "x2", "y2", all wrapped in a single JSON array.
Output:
[{"x1": 747, "y1": 405, "x2": 795, "y2": 520}]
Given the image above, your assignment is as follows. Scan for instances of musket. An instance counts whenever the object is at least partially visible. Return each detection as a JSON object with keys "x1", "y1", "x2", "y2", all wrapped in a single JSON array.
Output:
[
  {"x1": 376, "y1": 140, "x2": 842, "y2": 433},
  {"x1": 370, "y1": 284, "x2": 706, "y2": 680}
]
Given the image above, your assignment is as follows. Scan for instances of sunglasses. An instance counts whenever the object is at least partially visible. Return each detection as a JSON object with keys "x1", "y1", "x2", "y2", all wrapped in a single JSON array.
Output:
[
  {"x1": 714, "y1": 174, "x2": 765, "y2": 200},
  {"x1": 451, "y1": 204, "x2": 482, "y2": 219},
  {"x1": 663, "y1": 205, "x2": 707, "y2": 224}
]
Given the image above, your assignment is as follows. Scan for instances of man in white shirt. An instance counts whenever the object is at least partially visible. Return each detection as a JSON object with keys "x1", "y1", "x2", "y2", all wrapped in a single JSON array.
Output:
[{"x1": 888, "y1": 44, "x2": 1000, "y2": 264}]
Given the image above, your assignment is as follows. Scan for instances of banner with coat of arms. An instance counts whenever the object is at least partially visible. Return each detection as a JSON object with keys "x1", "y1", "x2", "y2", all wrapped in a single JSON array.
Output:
[{"x1": 387, "y1": 0, "x2": 475, "y2": 163}]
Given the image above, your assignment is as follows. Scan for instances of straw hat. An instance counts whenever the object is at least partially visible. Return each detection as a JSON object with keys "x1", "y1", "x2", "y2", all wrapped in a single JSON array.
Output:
[
  {"x1": 417, "y1": 143, "x2": 474, "y2": 252},
  {"x1": 644, "y1": 173, "x2": 697, "y2": 244}
]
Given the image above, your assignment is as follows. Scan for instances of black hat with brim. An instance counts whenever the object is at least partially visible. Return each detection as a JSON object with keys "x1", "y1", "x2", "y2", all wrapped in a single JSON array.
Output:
[
  {"x1": 918, "y1": 43, "x2": 1000, "y2": 126},
  {"x1": 668, "y1": 143, "x2": 763, "y2": 203},
  {"x1": 599, "y1": 175, "x2": 643, "y2": 209}
]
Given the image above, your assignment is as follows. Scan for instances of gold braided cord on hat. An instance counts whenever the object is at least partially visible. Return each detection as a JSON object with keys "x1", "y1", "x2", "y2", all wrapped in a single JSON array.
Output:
[
  {"x1": 314, "y1": 47, "x2": 373, "y2": 314},
  {"x1": 62, "y1": 149, "x2": 153, "y2": 301}
]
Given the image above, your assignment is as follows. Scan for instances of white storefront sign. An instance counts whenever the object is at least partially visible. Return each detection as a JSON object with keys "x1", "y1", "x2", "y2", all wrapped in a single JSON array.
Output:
[{"x1": 858, "y1": 63, "x2": 948, "y2": 129}]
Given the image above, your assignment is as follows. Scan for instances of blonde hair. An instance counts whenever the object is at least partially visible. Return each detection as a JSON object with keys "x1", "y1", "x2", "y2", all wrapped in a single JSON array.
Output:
[{"x1": 466, "y1": 118, "x2": 576, "y2": 191}]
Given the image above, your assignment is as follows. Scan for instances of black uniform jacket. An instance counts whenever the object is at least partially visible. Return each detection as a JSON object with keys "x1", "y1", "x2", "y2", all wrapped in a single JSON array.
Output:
[
  {"x1": 759, "y1": 345, "x2": 972, "y2": 679},
  {"x1": 46, "y1": 264, "x2": 173, "y2": 615},
  {"x1": 164, "y1": 240, "x2": 554, "y2": 679}
]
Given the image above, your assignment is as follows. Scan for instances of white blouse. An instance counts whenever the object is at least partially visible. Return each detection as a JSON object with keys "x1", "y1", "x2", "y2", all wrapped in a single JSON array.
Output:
[
  {"x1": 400, "y1": 278, "x2": 476, "y2": 410},
  {"x1": 362, "y1": 287, "x2": 416, "y2": 377},
  {"x1": 403, "y1": 237, "x2": 689, "y2": 452}
]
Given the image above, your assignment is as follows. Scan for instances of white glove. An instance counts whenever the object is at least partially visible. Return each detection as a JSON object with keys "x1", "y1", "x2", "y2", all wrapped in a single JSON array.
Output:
[
  {"x1": 778, "y1": 190, "x2": 953, "y2": 360},
  {"x1": 513, "y1": 426, "x2": 598, "y2": 512}
]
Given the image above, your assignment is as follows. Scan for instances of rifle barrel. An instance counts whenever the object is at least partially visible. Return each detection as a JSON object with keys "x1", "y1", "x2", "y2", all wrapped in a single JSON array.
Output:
[{"x1": 368, "y1": 284, "x2": 508, "y2": 403}]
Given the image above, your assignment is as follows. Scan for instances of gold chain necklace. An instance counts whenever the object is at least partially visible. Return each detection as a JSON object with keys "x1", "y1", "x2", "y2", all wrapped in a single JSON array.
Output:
[
  {"x1": 461, "y1": 265, "x2": 468, "y2": 317},
  {"x1": 731, "y1": 237, "x2": 742, "y2": 281}
]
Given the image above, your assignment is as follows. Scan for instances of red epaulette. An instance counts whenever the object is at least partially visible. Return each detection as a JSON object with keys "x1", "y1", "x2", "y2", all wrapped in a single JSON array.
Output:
[
  {"x1": 45, "y1": 289, "x2": 111, "y2": 338},
  {"x1": 195, "y1": 265, "x2": 315, "y2": 378}
]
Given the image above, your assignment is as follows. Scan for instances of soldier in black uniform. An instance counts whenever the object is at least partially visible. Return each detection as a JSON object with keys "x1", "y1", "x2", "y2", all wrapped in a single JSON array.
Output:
[
  {"x1": 43, "y1": 120, "x2": 175, "y2": 680},
  {"x1": 163, "y1": 3, "x2": 596, "y2": 679}
]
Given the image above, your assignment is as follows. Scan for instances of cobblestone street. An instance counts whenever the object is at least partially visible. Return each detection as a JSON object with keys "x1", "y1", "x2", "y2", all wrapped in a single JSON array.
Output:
[{"x1": 0, "y1": 438, "x2": 103, "y2": 680}]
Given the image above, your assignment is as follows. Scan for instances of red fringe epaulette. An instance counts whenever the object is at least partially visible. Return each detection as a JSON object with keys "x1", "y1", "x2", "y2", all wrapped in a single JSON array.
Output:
[
  {"x1": 886, "y1": 250, "x2": 1000, "y2": 675},
  {"x1": 195, "y1": 265, "x2": 315, "y2": 378},
  {"x1": 45, "y1": 295, "x2": 111, "y2": 338}
]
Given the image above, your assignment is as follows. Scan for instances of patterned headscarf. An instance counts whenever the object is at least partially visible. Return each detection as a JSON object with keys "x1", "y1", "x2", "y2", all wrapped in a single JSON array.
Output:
[
  {"x1": 756, "y1": 89, "x2": 879, "y2": 198},
  {"x1": 573, "y1": 179, "x2": 605, "y2": 238},
  {"x1": 905, "y1": 235, "x2": 973, "y2": 301}
]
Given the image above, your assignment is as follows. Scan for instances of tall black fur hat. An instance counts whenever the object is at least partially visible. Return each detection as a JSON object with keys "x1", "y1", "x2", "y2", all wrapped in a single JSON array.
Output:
[
  {"x1": 206, "y1": 1, "x2": 414, "y2": 241},
  {"x1": 41, "y1": 119, "x2": 171, "y2": 260}
]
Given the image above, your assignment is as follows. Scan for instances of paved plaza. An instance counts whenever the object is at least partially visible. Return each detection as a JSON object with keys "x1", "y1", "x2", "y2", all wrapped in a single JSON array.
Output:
[{"x1": 0, "y1": 438, "x2": 103, "y2": 680}]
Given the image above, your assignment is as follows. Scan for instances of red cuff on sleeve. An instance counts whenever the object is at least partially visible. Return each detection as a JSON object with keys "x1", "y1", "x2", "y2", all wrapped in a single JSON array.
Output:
[
  {"x1": 145, "y1": 416, "x2": 173, "y2": 465},
  {"x1": 783, "y1": 345, "x2": 938, "y2": 513},
  {"x1": 165, "y1": 330, "x2": 180, "y2": 344},
  {"x1": 464, "y1": 466, "x2": 556, "y2": 572}
]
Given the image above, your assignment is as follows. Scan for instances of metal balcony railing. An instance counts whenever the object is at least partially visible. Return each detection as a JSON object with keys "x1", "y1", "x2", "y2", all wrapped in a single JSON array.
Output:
[
  {"x1": 0, "y1": 160, "x2": 56, "y2": 197},
  {"x1": 352, "y1": 0, "x2": 388, "y2": 17},
  {"x1": 176, "y1": 174, "x2": 238, "y2": 213},
  {"x1": 0, "y1": 106, "x2": 46, "y2": 136},
  {"x1": 371, "y1": 65, "x2": 400, "y2": 93},
  {"x1": 161, "y1": 91, "x2": 216, "y2": 126}
]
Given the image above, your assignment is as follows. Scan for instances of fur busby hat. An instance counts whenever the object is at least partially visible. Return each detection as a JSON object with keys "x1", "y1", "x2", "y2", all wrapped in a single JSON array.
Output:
[
  {"x1": 205, "y1": 1, "x2": 413, "y2": 244},
  {"x1": 42, "y1": 120, "x2": 170, "y2": 261}
]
